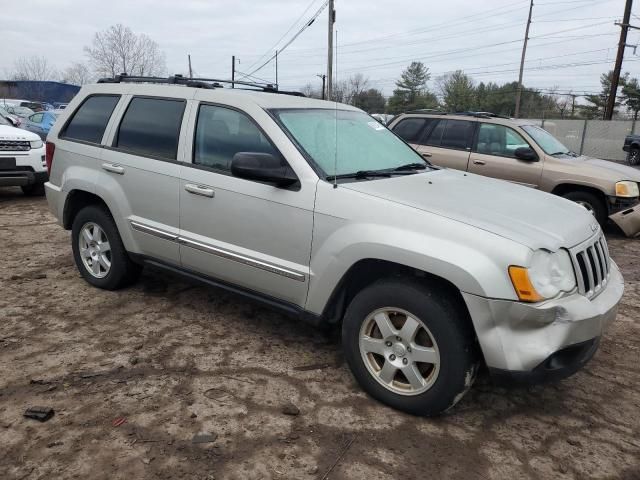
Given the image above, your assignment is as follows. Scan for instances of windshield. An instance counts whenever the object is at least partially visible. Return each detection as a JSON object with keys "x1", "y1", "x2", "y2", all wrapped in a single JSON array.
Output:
[
  {"x1": 272, "y1": 109, "x2": 428, "y2": 178},
  {"x1": 522, "y1": 125, "x2": 570, "y2": 155}
]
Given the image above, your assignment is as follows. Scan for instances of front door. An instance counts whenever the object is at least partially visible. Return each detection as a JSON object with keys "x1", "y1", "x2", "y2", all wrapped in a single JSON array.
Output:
[
  {"x1": 468, "y1": 123, "x2": 543, "y2": 188},
  {"x1": 414, "y1": 119, "x2": 476, "y2": 171},
  {"x1": 178, "y1": 102, "x2": 315, "y2": 306}
]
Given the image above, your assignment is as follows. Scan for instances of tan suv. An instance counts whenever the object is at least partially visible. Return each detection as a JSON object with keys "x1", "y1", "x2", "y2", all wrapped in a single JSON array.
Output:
[{"x1": 389, "y1": 111, "x2": 640, "y2": 235}]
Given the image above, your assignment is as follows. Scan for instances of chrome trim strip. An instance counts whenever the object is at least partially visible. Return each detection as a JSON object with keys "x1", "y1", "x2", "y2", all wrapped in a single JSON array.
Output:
[
  {"x1": 178, "y1": 236, "x2": 306, "y2": 282},
  {"x1": 130, "y1": 221, "x2": 178, "y2": 242}
]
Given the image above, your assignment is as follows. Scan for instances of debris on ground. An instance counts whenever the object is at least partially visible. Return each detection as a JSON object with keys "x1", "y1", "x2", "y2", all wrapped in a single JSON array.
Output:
[
  {"x1": 281, "y1": 402, "x2": 300, "y2": 416},
  {"x1": 192, "y1": 433, "x2": 218, "y2": 444},
  {"x1": 112, "y1": 417, "x2": 127, "y2": 427},
  {"x1": 23, "y1": 406, "x2": 54, "y2": 422}
]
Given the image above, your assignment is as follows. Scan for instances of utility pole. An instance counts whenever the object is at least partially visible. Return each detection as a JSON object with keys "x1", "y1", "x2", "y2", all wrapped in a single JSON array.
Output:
[
  {"x1": 605, "y1": 0, "x2": 633, "y2": 120},
  {"x1": 316, "y1": 74, "x2": 326, "y2": 99},
  {"x1": 327, "y1": 0, "x2": 335, "y2": 100},
  {"x1": 188, "y1": 54, "x2": 193, "y2": 78},
  {"x1": 231, "y1": 55, "x2": 236, "y2": 88},
  {"x1": 570, "y1": 93, "x2": 578, "y2": 117},
  {"x1": 514, "y1": 0, "x2": 533, "y2": 118}
]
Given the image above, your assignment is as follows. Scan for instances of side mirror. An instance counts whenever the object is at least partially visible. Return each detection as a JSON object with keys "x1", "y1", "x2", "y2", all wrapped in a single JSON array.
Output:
[
  {"x1": 231, "y1": 152, "x2": 298, "y2": 188},
  {"x1": 514, "y1": 147, "x2": 538, "y2": 161}
]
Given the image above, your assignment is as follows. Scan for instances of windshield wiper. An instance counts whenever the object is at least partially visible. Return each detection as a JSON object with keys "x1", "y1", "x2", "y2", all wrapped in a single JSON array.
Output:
[
  {"x1": 327, "y1": 170, "x2": 393, "y2": 180},
  {"x1": 393, "y1": 162, "x2": 428, "y2": 171},
  {"x1": 549, "y1": 151, "x2": 570, "y2": 156}
]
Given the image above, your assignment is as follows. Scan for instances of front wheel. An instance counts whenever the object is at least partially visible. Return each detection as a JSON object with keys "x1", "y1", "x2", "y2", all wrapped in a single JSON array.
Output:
[
  {"x1": 21, "y1": 182, "x2": 45, "y2": 196},
  {"x1": 342, "y1": 279, "x2": 479, "y2": 416},
  {"x1": 562, "y1": 190, "x2": 607, "y2": 226},
  {"x1": 628, "y1": 147, "x2": 640, "y2": 166}
]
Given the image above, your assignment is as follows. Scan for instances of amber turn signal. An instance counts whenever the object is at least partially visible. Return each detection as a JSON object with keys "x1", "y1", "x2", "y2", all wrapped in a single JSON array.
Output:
[{"x1": 508, "y1": 266, "x2": 543, "y2": 303}]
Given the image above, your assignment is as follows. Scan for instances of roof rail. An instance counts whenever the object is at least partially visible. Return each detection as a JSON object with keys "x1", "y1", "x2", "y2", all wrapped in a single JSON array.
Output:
[
  {"x1": 402, "y1": 109, "x2": 510, "y2": 119},
  {"x1": 97, "y1": 74, "x2": 305, "y2": 97}
]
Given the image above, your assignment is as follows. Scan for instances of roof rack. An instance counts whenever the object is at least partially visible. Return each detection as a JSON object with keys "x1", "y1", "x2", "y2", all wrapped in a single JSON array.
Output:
[
  {"x1": 97, "y1": 74, "x2": 306, "y2": 97},
  {"x1": 403, "y1": 109, "x2": 510, "y2": 119}
]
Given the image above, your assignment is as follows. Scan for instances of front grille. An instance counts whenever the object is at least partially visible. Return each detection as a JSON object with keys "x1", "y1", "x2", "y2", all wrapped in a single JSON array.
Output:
[
  {"x1": 570, "y1": 233, "x2": 610, "y2": 299},
  {"x1": 0, "y1": 140, "x2": 30, "y2": 151}
]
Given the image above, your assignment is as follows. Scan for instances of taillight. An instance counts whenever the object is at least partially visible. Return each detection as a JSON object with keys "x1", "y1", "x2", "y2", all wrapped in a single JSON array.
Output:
[{"x1": 45, "y1": 142, "x2": 55, "y2": 174}]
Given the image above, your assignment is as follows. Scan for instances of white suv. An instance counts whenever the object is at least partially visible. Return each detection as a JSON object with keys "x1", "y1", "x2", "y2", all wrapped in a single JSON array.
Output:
[
  {"x1": 0, "y1": 114, "x2": 47, "y2": 195},
  {"x1": 44, "y1": 76, "x2": 623, "y2": 416}
]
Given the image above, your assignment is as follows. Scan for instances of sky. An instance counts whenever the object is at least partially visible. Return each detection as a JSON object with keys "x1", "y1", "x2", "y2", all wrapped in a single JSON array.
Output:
[{"x1": 3, "y1": 0, "x2": 640, "y2": 101}]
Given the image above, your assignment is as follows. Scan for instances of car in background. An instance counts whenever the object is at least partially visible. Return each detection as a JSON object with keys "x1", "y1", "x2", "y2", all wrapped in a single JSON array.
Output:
[
  {"x1": 389, "y1": 111, "x2": 640, "y2": 235},
  {"x1": 371, "y1": 113, "x2": 393, "y2": 125},
  {"x1": 0, "y1": 113, "x2": 47, "y2": 195},
  {"x1": 53, "y1": 102, "x2": 69, "y2": 110},
  {"x1": 21, "y1": 111, "x2": 58, "y2": 140},
  {"x1": 0, "y1": 106, "x2": 21, "y2": 127},
  {"x1": 5, "y1": 105, "x2": 35, "y2": 119}
]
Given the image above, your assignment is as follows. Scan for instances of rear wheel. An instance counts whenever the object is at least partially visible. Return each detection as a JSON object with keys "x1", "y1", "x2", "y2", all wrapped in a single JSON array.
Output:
[
  {"x1": 71, "y1": 205, "x2": 141, "y2": 290},
  {"x1": 342, "y1": 279, "x2": 479, "y2": 416},
  {"x1": 628, "y1": 147, "x2": 640, "y2": 166},
  {"x1": 562, "y1": 190, "x2": 607, "y2": 226},
  {"x1": 21, "y1": 182, "x2": 45, "y2": 196}
]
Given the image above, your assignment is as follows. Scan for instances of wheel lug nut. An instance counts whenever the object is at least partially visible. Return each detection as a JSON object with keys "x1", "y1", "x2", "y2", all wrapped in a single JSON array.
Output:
[
  {"x1": 396, "y1": 336, "x2": 401, "y2": 341},
  {"x1": 403, "y1": 358, "x2": 408, "y2": 365},
  {"x1": 407, "y1": 347, "x2": 412, "y2": 352},
  {"x1": 385, "y1": 341, "x2": 392, "y2": 347},
  {"x1": 389, "y1": 354, "x2": 396, "y2": 361}
]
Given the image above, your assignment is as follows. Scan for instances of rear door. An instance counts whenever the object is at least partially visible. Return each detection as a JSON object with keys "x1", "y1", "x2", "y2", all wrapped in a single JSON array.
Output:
[
  {"x1": 468, "y1": 123, "x2": 543, "y2": 188},
  {"x1": 414, "y1": 119, "x2": 476, "y2": 171},
  {"x1": 98, "y1": 95, "x2": 189, "y2": 265},
  {"x1": 178, "y1": 100, "x2": 315, "y2": 306}
]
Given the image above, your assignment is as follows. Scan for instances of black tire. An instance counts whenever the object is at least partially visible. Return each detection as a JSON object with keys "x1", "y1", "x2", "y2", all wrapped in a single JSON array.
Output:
[
  {"x1": 628, "y1": 147, "x2": 640, "y2": 166},
  {"x1": 21, "y1": 182, "x2": 45, "y2": 196},
  {"x1": 342, "y1": 279, "x2": 479, "y2": 416},
  {"x1": 71, "y1": 205, "x2": 141, "y2": 290},
  {"x1": 562, "y1": 190, "x2": 608, "y2": 226}
]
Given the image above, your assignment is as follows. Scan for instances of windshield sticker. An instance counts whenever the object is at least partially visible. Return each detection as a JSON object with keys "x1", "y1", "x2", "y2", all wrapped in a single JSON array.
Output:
[{"x1": 367, "y1": 121, "x2": 385, "y2": 131}]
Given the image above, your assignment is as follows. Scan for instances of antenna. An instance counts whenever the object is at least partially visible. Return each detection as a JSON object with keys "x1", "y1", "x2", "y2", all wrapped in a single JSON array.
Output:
[{"x1": 333, "y1": 27, "x2": 338, "y2": 189}]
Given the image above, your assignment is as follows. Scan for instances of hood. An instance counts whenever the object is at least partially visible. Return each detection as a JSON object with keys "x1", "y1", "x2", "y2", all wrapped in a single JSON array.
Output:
[
  {"x1": 0, "y1": 124, "x2": 39, "y2": 141},
  {"x1": 342, "y1": 169, "x2": 597, "y2": 251},
  {"x1": 577, "y1": 155, "x2": 640, "y2": 181}
]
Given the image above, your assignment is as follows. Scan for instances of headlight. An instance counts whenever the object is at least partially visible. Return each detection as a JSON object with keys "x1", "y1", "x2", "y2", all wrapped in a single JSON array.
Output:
[
  {"x1": 509, "y1": 249, "x2": 576, "y2": 302},
  {"x1": 30, "y1": 139, "x2": 43, "y2": 149},
  {"x1": 615, "y1": 181, "x2": 639, "y2": 197}
]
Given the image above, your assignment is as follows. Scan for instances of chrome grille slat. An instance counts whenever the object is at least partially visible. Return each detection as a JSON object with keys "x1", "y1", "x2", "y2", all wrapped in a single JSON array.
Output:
[
  {"x1": 570, "y1": 233, "x2": 610, "y2": 299},
  {"x1": 0, "y1": 140, "x2": 30, "y2": 151}
]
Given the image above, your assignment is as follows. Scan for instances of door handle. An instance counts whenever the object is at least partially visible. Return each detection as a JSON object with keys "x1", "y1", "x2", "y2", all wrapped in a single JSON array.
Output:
[
  {"x1": 421, "y1": 152, "x2": 433, "y2": 158},
  {"x1": 473, "y1": 160, "x2": 486, "y2": 165},
  {"x1": 185, "y1": 183, "x2": 215, "y2": 198},
  {"x1": 102, "y1": 163, "x2": 125, "y2": 175}
]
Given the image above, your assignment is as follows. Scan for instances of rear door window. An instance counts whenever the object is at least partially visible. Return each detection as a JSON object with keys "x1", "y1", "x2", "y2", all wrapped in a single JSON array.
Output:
[
  {"x1": 440, "y1": 120, "x2": 475, "y2": 150},
  {"x1": 423, "y1": 119, "x2": 445, "y2": 146},
  {"x1": 62, "y1": 95, "x2": 120, "y2": 144},
  {"x1": 115, "y1": 97, "x2": 186, "y2": 160},
  {"x1": 392, "y1": 118, "x2": 427, "y2": 143}
]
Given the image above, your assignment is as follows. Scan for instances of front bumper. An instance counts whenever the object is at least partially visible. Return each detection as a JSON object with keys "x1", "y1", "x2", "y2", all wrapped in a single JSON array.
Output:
[
  {"x1": 609, "y1": 202, "x2": 640, "y2": 237},
  {"x1": 0, "y1": 169, "x2": 47, "y2": 187},
  {"x1": 462, "y1": 261, "x2": 623, "y2": 378}
]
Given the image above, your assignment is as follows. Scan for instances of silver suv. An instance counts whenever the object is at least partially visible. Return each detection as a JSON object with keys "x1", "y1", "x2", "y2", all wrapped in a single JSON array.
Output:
[{"x1": 45, "y1": 76, "x2": 624, "y2": 416}]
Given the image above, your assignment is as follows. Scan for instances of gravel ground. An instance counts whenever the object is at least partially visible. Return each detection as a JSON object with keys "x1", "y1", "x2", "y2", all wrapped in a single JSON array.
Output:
[{"x1": 1, "y1": 188, "x2": 639, "y2": 480}]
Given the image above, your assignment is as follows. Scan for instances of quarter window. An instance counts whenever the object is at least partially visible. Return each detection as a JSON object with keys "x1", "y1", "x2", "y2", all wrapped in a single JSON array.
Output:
[
  {"x1": 115, "y1": 97, "x2": 185, "y2": 160},
  {"x1": 62, "y1": 95, "x2": 120, "y2": 144},
  {"x1": 193, "y1": 104, "x2": 279, "y2": 172},
  {"x1": 476, "y1": 124, "x2": 530, "y2": 158}
]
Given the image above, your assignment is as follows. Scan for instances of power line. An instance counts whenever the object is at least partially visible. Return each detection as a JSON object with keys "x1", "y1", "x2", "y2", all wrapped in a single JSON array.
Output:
[
  {"x1": 244, "y1": 0, "x2": 320, "y2": 73},
  {"x1": 246, "y1": 0, "x2": 329, "y2": 77}
]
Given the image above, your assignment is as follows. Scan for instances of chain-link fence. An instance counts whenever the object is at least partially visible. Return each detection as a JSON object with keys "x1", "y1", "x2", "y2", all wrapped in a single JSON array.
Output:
[{"x1": 533, "y1": 119, "x2": 637, "y2": 162}]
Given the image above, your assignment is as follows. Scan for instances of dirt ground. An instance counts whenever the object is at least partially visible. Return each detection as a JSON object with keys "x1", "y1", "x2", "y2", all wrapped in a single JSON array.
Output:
[{"x1": 1, "y1": 188, "x2": 639, "y2": 480}]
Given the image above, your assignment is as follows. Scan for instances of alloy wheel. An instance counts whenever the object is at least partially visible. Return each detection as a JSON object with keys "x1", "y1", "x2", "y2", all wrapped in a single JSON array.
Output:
[
  {"x1": 78, "y1": 222, "x2": 112, "y2": 278},
  {"x1": 359, "y1": 307, "x2": 440, "y2": 396}
]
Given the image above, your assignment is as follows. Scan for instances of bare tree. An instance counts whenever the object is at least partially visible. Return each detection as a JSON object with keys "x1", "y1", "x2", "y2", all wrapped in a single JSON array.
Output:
[
  {"x1": 61, "y1": 62, "x2": 92, "y2": 85},
  {"x1": 300, "y1": 82, "x2": 322, "y2": 99},
  {"x1": 84, "y1": 24, "x2": 167, "y2": 78},
  {"x1": 13, "y1": 55, "x2": 58, "y2": 81}
]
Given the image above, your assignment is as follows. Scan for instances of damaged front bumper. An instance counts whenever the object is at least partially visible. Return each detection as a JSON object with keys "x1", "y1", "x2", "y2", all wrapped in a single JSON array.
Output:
[
  {"x1": 610, "y1": 203, "x2": 640, "y2": 237},
  {"x1": 462, "y1": 261, "x2": 624, "y2": 382}
]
